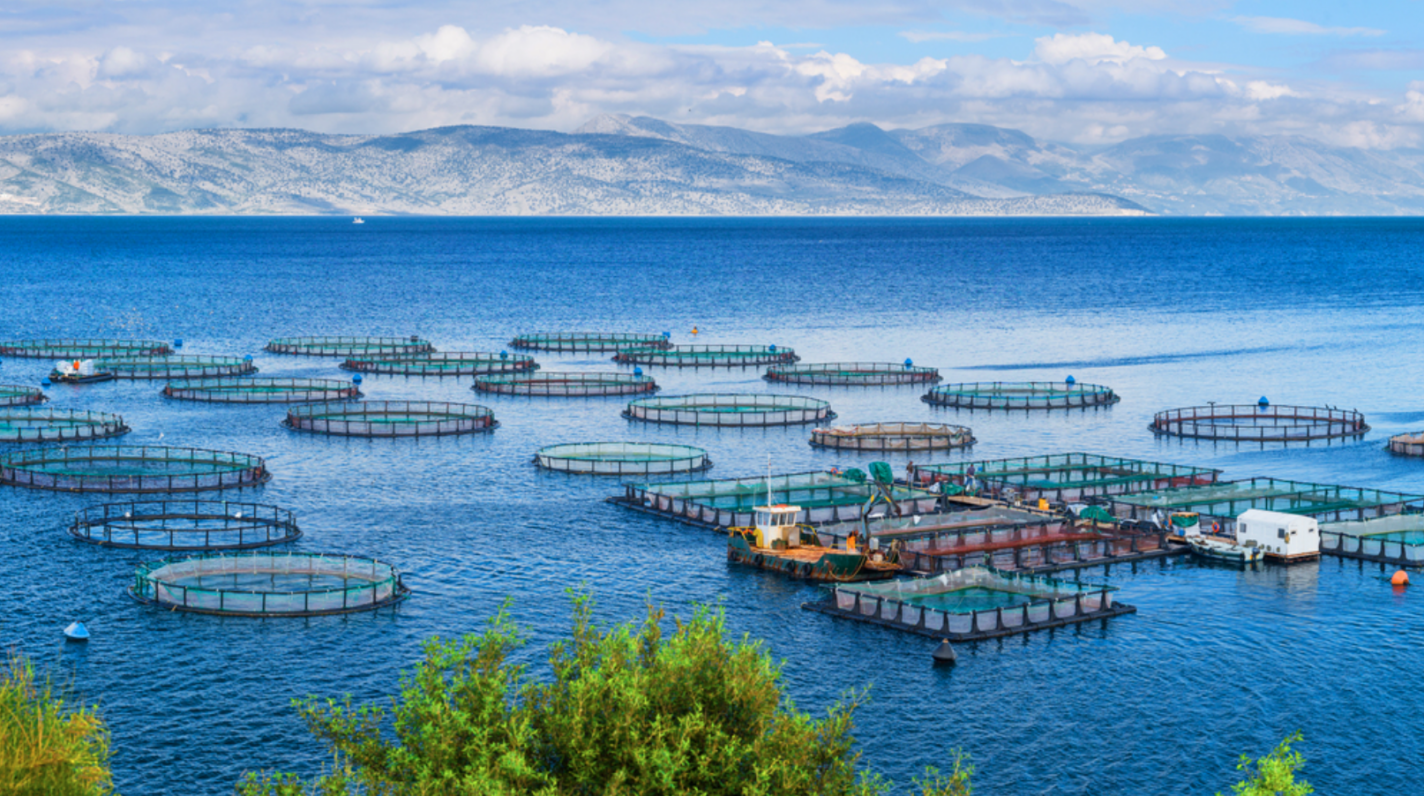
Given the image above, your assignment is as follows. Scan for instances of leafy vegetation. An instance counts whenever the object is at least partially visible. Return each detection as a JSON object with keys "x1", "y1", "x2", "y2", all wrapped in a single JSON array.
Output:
[
  {"x1": 0, "y1": 654, "x2": 113, "y2": 796},
  {"x1": 1221, "y1": 732, "x2": 1313, "y2": 796}
]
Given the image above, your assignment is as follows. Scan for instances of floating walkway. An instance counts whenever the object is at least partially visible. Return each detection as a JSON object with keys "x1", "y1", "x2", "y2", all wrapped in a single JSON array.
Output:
[
  {"x1": 1106, "y1": 478, "x2": 1424, "y2": 533},
  {"x1": 0, "y1": 408, "x2": 129, "y2": 443},
  {"x1": 1150, "y1": 404, "x2": 1368, "y2": 443},
  {"x1": 535, "y1": 442, "x2": 710, "y2": 475},
  {"x1": 1319, "y1": 515, "x2": 1424, "y2": 567},
  {"x1": 802, "y1": 567, "x2": 1132, "y2": 642},
  {"x1": 98, "y1": 355, "x2": 257, "y2": 379},
  {"x1": 510, "y1": 332, "x2": 669, "y2": 352},
  {"x1": 129, "y1": 551, "x2": 409, "y2": 617},
  {"x1": 0, "y1": 339, "x2": 172, "y2": 358},
  {"x1": 0, "y1": 385, "x2": 46, "y2": 406},
  {"x1": 764, "y1": 362, "x2": 941, "y2": 386},
  {"x1": 163, "y1": 377, "x2": 361, "y2": 404},
  {"x1": 616, "y1": 470, "x2": 944, "y2": 528},
  {"x1": 624, "y1": 394, "x2": 833, "y2": 427},
  {"x1": 341, "y1": 351, "x2": 537, "y2": 376},
  {"x1": 914, "y1": 453, "x2": 1221, "y2": 503},
  {"x1": 0, "y1": 445, "x2": 269, "y2": 493},
  {"x1": 474, "y1": 372, "x2": 656, "y2": 397},
  {"x1": 924, "y1": 381, "x2": 1118, "y2": 410},
  {"x1": 264, "y1": 336, "x2": 433, "y2": 357},
  {"x1": 70, "y1": 500, "x2": 301, "y2": 551},
  {"x1": 613, "y1": 344, "x2": 797, "y2": 368},
  {"x1": 284, "y1": 400, "x2": 496, "y2": 437},
  {"x1": 810, "y1": 422, "x2": 973, "y2": 452}
]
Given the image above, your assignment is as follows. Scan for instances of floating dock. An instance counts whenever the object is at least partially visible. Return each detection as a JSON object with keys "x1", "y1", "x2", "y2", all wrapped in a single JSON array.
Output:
[
  {"x1": 1106, "y1": 478, "x2": 1424, "y2": 533},
  {"x1": 914, "y1": 453, "x2": 1221, "y2": 503}
]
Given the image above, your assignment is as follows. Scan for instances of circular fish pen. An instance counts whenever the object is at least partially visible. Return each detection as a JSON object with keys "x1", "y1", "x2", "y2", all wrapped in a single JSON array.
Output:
[
  {"x1": 1389, "y1": 432, "x2": 1424, "y2": 457},
  {"x1": 264, "y1": 336, "x2": 433, "y2": 357},
  {"x1": 98, "y1": 355, "x2": 257, "y2": 379},
  {"x1": 129, "y1": 551, "x2": 409, "y2": 617},
  {"x1": 809, "y1": 422, "x2": 974, "y2": 452},
  {"x1": 535, "y1": 442, "x2": 711, "y2": 475},
  {"x1": 0, "y1": 445, "x2": 269, "y2": 493},
  {"x1": 0, "y1": 408, "x2": 129, "y2": 443},
  {"x1": 0, "y1": 339, "x2": 172, "y2": 358},
  {"x1": 624, "y1": 394, "x2": 834, "y2": 427},
  {"x1": 341, "y1": 351, "x2": 538, "y2": 376},
  {"x1": 510, "y1": 332, "x2": 668, "y2": 352},
  {"x1": 163, "y1": 377, "x2": 361, "y2": 404},
  {"x1": 70, "y1": 500, "x2": 301, "y2": 551},
  {"x1": 613, "y1": 344, "x2": 798, "y2": 368},
  {"x1": 1150, "y1": 405, "x2": 1369, "y2": 442},
  {"x1": 765, "y1": 362, "x2": 942, "y2": 386},
  {"x1": 923, "y1": 381, "x2": 1120, "y2": 410},
  {"x1": 284, "y1": 400, "x2": 497, "y2": 437},
  {"x1": 473, "y1": 372, "x2": 657, "y2": 397},
  {"x1": 0, "y1": 385, "x2": 46, "y2": 407}
]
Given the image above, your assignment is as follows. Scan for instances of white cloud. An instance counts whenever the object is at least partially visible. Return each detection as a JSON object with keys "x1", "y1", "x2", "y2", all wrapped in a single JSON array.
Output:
[
  {"x1": 1033, "y1": 32, "x2": 1167, "y2": 65},
  {"x1": 899, "y1": 31, "x2": 1005, "y2": 43},
  {"x1": 1232, "y1": 16, "x2": 1384, "y2": 37}
]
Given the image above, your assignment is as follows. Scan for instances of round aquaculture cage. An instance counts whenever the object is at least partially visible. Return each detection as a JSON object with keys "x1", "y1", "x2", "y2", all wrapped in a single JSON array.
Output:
[
  {"x1": 341, "y1": 351, "x2": 538, "y2": 376},
  {"x1": 613, "y1": 344, "x2": 798, "y2": 368},
  {"x1": 0, "y1": 385, "x2": 46, "y2": 407},
  {"x1": 510, "y1": 332, "x2": 669, "y2": 352},
  {"x1": 1150, "y1": 405, "x2": 1369, "y2": 442},
  {"x1": 98, "y1": 355, "x2": 258, "y2": 379},
  {"x1": 0, "y1": 408, "x2": 129, "y2": 443},
  {"x1": 130, "y1": 551, "x2": 409, "y2": 617},
  {"x1": 1389, "y1": 432, "x2": 1424, "y2": 457},
  {"x1": 809, "y1": 422, "x2": 974, "y2": 452},
  {"x1": 163, "y1": 377, "x2": 362, "y2": 404},
  {"x1": 0, "y1": 445, "x2": 269, "y2": 493},
  {"x1": 765, "y1": 362, "x2": 942, "y2": 386},
  {"x1": 535, "y1": 442, "x2": 711, "y2": 475},
  {"x1": 0, "y1": 339, "x2": 172, "y2": 359},
  {"x1": 624, "y1": 394, "x2": 834, "y2": 427},
  {"x1": 70, "y1": 500, "x2": 301, "y2": 551},
  {"x1": 264, "y1": 336, "x2": 433, "y2": 357},
  {"x1": 923, "y1": 381, "x2": 1120, "y2": 410},
  {"x1": 284, "y1": 400, "x2": 497, "y2": 437},
  {"x1": 473, "y1": 371, "x2": 657, "y2": 397}
]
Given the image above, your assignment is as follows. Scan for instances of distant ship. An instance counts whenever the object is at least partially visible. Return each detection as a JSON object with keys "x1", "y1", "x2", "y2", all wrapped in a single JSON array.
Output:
[{"x1": 352, "y1": 217, "x2": 365, "y2": 224}]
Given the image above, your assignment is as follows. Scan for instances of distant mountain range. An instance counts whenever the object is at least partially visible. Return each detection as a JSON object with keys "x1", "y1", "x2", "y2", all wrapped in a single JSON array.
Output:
[{"x1": 1, "y1": 116, "x2": 1421, "y2": 216}]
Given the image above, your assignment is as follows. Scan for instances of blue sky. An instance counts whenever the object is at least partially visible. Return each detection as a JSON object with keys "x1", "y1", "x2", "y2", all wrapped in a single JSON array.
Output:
[{"x1": 1, "y1": 0, "x2": 1421, "y2": 146}]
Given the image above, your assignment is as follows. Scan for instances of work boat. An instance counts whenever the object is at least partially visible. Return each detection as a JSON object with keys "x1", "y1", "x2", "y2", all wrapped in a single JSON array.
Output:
[
  {"x1": 50, "y1": 359, "x2": 115, "y2": 384},
  {"x1": 727, "y1": 504, "x2": 898, "y2": 581},
  {"x1": 1186, "y1": 533, "x2": 1263, "y2": 565},
  {"x1": 352, "y1": 217, "x2": 365, "y2": 224}
]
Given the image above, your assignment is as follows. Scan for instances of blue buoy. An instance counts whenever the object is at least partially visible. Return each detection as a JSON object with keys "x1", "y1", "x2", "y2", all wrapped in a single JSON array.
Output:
[
  {"x1": 174, "y1": 338, "x2": 183, "y2": 349},
  {"x1": 41, "y1": 378, "x2": 51, "y2": 387},
  {"x1": 1066, "y1": 375, "x2": 1076, "y2": 385},
  {"x1": 769, "y1": 344, "x2": 777, "y2": 353},
  {"x1": 64, "y1": 622, "x2": 89, "y2": 642},
  {"x1": 662, "y1": 331, "x2": 671, "y2": 339},
  {"x1": 352, "y1": 375, "x2": 363, "y2": 385},
  {"x1": 904, "y1": 358, "x2": 913, "y2": 367},
  {"x1": 634, "y1": 367, "x2": 644, "y2": 377},
  {"x1": 499, "y1": 350, "x2": 508, "y2": 360},
  {"x1": 1258, "y1": 396, "x2": 1270, "y2": 408}
]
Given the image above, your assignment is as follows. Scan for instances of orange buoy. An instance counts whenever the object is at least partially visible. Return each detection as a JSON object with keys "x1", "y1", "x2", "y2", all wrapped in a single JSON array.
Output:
[{"x1": 1390, "y1": 570, "x2": 1410, "y2": 587}]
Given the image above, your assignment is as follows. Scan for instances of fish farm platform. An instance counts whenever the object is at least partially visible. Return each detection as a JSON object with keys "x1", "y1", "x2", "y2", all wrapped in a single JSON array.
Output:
[
  {"x1": 764, "y1": 362, "x2": 942, "y2": 385},
  {"x1": 163, "y1": 378, "x2": 361, "y2": 404},
  {"x1": 624, "y1": 394, "x2": 833, "y2": 426},
  {"x1": 923, "y1": 381, "x2": 1119, "y2": 410},
  {"x1": 1388, "y1": 433, "x2": 1424, "y2": 457},
  {"x1": 613, "y1": 344, "x2": 797, "y2": 367},
  {"x1": 342, "y1": 351, "x2": 537, "y2": 376},
  {"x1": 0, "y1": 385, "x2": 47, "y2": 407},
  {"x1": 0, "y1": 338, "x2": 172, "y2": 358},
  {"x1": 1150, "y1": 404, "x2": 1368, "y2": 443},
  {"x1": 510, "y1": 332, "x2": 668, "y2": 352},
  {"x1": 264, "y1": 336, "x2": 432, "y2": 357},
  {"x1": 1320, "y1": 515, "x2": 1424, "y2": 567},
  {"x1": 914, "y1": 453, "x2": 1220, "y2": 502},
  {"x1": 810, "y1": 422, "x2": 974, "y2": 452},
  {"x1": 1106, "y1": 478, "x2": 1424, "y2": 532}
]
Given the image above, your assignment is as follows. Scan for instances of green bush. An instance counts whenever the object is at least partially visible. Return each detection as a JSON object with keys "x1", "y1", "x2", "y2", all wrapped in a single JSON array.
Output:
[
  {"x1": 1221, "y1": 732, "x2": 1313, "y2": 796},
  {"x1": 0, "y1": 654, "x2": 114, "y2": 796}
]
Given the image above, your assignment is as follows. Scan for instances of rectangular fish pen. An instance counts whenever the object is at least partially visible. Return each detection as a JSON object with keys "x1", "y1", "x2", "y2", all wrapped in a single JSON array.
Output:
[
  {"x1": 802, "y1": 567, "x2": 1132, "y2": 642},
  {"x1": 1319, "y1": 514, "x2": 1424, "y2": 566},
  {"x1": 1107, "y1": 478, "x2": 1424, "y2": 533},
  {"x1": 617, "y1": 471, "x2": 944, "y2": 528},
  {"x1": 915, "y1": 453, "x2": 1220, "y2": 502}
]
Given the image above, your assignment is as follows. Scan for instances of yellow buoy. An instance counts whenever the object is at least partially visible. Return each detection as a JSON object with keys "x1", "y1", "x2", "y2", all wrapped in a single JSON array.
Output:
[{"x1": 691, "y1": 326, "x2": 699, "y2": 335}]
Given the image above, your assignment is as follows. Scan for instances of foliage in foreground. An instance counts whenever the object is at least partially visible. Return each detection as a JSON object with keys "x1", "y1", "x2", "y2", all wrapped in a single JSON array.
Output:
[
  {"x1": 0, "y1": 654, "x2": 113, "y2": 796},
  {"x1": 1221, "y1": 732, "x2": 1312, "y2": 796},
  {"x1": 239, "y1": 593, "x2": 952, "y2": 796}
]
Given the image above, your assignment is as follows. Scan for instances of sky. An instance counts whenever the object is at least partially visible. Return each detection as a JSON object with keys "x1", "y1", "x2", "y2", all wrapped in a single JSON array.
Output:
[{"x1": 1, "y1": 0, "x2": 1421, "y2": 147}]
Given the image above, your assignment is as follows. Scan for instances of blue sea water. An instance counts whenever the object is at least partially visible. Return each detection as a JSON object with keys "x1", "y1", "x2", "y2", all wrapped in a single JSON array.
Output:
[{"x1": 2, "y1": 216, "x2": 1423, "y2": 795}]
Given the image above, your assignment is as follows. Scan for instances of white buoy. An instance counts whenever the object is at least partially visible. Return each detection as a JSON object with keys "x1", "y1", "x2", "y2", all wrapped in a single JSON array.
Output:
[{"x1": 64, "y1": 622, "x2": 90, "y2": 642}]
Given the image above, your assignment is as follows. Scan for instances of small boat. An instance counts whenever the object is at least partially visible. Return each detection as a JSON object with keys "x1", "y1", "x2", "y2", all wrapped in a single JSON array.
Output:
[
  {"x1": 1187, "y1": 534, "x2": 1263, "y2": 564},
  {"x1": 63, "y1": 621, "x2": 90, "y2": 642},
  {"x1": 352, "y1": 217, "x2": 365, "y2": 224},
  {"x1": 727, "y1": 504, "x2": 898, "y2": 582},
  {"x1": 50, "y1": 359, "x2": 115, "y2": 384}
]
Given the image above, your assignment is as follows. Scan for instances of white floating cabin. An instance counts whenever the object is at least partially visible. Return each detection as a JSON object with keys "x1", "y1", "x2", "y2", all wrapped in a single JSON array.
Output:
[{"x1": 1235, "y1": 509, "x2": 1319, "y2": 562}]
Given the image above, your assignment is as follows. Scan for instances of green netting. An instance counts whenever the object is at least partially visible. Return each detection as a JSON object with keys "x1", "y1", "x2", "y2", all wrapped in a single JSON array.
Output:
[
  {"x1": 473, "y1": 372, "x2": 657, "y2": 397},
  {"x1": 1151, "y1": 405, "x2": 1369, "y2": 442},
  {"x1": 810, "y1": 422, "x2": 973, "y2": 452},
  {"x1": 1080, "y1": 506, "x2": 1116, "y2": 523},
  {"x1": 924, "y1": 381, "x2": 1118, "y2": 409},
  {"x1": 868, "y1": 461, "x2": 895, "y2": 485},
  {"x1": 836, "y1": 566, "x2": 1113, "y2": 614},
  {"x1": 285, "y1": 400, "x2": 496, "y2": 437},
  {"x1": 613, "y1": 344, "x2": 798, "y2": 367},
  {"x1": 624, "y1": 393, "x2": 833, "y2": 426},
  {"x1": 131, "y1": 551, "x2": 409, "y2": 616},
  {"x1": 264, "y1": 336, "x2": 433, "y2": 357},
  {"x1": 535, "y1": 442, "x2": 710, "y2": 475},
  {"x1": 765, "y1": 361, "x2": 942, "y2": 385},
  {"x1": 841, "y1": 468, "x2": 867, "y2": 483},
  {"x1": 96, "y1": 355, "x2": 257, "y2": 379},
  {"x1": 1112, "y1": 477, "x2": 1424, "y2": 519},
  {"x1": 1170, "y1": 513, "x2": 1199, "y2": 528},
  {"x1": 917, "y1": 453, "x2": 1220, "y2": 496},
  {"x1": 341, "y1": 351, "x2": 538, "y2": 376},
  {"x1": 70, "y1": 499, "x2": 301, "y2": 551},
  {"x1": 625, "y1": 470, "x2": 943, "y2": 525},
  {"x1": 0, "y1": 445, "x2": 269, "y2": 493},
  {"x1": 0, "y1": 339, "x2": 172, "y2": 358},
  {"x1": 0, "y1": 384, "x2": 46, "y2": 407},
  {"x1": 510, "y1": 332, "x2": 669, "y2": 352},
  {"x1": 164, "y1": 377, "x2": 362, "y2": 403},
  {"x1": 0, "y1": 408, "x2": 129, "y2": 442}
]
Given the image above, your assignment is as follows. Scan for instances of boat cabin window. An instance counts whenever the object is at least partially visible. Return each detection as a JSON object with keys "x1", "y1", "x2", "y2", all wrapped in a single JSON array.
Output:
[
  {"x1": 756, "y1": 511, "x2": 771, "y2": 526},
  {"x1": 1277, "y1": 528, "x2": 1286, "y2": 538}
]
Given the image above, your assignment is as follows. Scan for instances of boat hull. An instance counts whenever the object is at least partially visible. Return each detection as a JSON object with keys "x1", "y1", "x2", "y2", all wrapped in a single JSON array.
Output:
[{"x1": 727, "y1": 533, "x2": 896, "y2": 581}]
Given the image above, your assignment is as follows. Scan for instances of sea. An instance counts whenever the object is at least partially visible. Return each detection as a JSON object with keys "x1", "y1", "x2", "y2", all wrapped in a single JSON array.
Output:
[{"x1": 2, "y1": 216, "x2": 1422, "y2": 795}]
